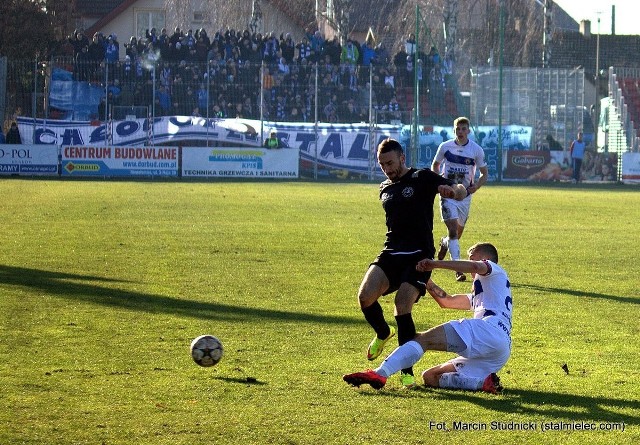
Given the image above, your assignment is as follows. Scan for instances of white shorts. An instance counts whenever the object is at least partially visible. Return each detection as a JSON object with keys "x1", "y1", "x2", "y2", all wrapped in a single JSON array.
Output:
[
  {"x1": 440, "y1": 196, "x2": 471, "y2": 226},
  {"x1": 445, "y1": 318, "x2": 511, "y2": 378}
]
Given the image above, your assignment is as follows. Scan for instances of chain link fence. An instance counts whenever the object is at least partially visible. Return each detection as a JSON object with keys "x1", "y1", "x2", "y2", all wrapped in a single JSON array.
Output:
[
  {"x1": 0, "y1": 57, "x2": 614, "y2": 146},
  {"x1": 1, "y1": 54, "x2": 638, "y2": 182},
  {"x1": 2, "y1": 58, "x2": 464, "y2": 128}
]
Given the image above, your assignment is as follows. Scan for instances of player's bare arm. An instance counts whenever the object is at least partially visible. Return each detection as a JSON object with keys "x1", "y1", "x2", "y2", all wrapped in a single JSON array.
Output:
[
  {"x1": 416, "y1": 258, "x2": 490, "y2": 275},
  {"x1": 425, "y1": 279, "x2": 471, "y2": 310},
  {"x1": 431, "y1": 160, "x2": 441, "y2": 172},
  {"x1": 467, "y1": 166, "x2": 489, "y2": 194}
]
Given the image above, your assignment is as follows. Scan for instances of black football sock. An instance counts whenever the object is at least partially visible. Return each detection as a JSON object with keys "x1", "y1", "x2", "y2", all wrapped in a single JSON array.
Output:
[
  {"x1": 395, "y1": 313, "x2": 417, "y2": 376},
  {"x1": 362, "y1": 301, "x2": 390, "y2": 339}
]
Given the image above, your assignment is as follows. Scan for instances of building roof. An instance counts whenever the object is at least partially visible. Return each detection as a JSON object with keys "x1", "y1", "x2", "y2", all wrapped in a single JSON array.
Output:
[
  {"x1": 269, "y1": 0, "x2": 315, "y2": 30},
  {"x1": 552, "y1": 31, "x2": 640, "y2": 73},
  {"x1": 83, "y1": 0, "x2": 135, "y2": 36},
  {"x1": 76, "y1": 0, "x2": 128, "y2": 19}
]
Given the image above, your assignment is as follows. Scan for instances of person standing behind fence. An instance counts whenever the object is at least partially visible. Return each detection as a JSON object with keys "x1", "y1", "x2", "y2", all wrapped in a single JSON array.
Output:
[
  {"x1": 105, "y1": 35, "x2": 119, "y2": 64},
  {"x1": 263, "y1": 131, "x2": 281, "y2": 149},
  {"x1": 569, "y1": 131, "x2": 586, "y2": 183},
  {"x1": 6, "y1": 122, "x2": 21, "y2": 144}
]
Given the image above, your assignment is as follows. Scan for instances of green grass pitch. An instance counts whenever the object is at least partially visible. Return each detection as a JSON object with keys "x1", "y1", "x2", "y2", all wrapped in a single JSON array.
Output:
[{"x1": 0, "y1": 179, "x2": 638, "y2": 444}]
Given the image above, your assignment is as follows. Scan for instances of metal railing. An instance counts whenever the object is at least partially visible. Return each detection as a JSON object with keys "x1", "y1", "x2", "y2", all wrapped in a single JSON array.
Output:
[{"x1": 3, "y1": 58, "x2": 460, "y2": 127}]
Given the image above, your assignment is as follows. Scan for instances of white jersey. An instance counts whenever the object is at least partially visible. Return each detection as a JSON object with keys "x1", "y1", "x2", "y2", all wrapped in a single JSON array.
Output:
[
  {"x1": 433, "y1": 139, "x2": 486, "y2": 188},
  {"x1": 466, "y1": 260, "x2": 513, "y2": 338}
]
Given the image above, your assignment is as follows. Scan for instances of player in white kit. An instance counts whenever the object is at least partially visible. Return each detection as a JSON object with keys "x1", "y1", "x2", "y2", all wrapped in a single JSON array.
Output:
[
  {"x1": 344, "y1": 242, "x2": 511, "y2": 393},
  {"x1": 431, "y1": 117, "x2": 488, "y2": 282}
]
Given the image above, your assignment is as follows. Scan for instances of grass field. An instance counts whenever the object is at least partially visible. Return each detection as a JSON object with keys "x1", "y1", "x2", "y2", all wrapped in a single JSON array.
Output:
[{"x1": 0, "y1": 178, "x2": 638, "y2": 445}]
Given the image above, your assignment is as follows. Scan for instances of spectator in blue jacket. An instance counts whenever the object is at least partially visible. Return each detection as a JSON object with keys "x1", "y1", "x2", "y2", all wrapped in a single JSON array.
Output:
[
  {"x1": 105, "y1": 35, "x2": 119, "y2": 64},
  {"x1": 361, "y1": 39, "x2": 376, "y2": 66}
]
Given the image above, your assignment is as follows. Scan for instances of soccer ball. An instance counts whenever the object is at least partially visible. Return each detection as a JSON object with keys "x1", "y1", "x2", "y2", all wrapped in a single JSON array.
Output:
[{"x1": 190, "y1": 335, "x2": 223, "y2": 367}]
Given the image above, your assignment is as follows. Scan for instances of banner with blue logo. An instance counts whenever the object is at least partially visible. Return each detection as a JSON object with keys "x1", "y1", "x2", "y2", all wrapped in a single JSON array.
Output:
[{"x1": 182, "y1": 147, "x2": 299, "y2": 178}]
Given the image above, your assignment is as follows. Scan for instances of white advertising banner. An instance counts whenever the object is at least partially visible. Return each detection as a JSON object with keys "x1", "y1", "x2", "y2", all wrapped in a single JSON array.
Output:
[
  {"x1": 19, "y1": 116, "x2": 267, "y2": 147},
  {"x1": 621, "y1": 152, "x2": 640, "y2": 184},
  {"x1": 0, "y1": 145, "x2": 58, "y2": 175},
  {"x1": 61, "y1": 146, "x2": 179, "y2": 177},
  {"x1": 182, "y1": 147, "x2": 299, "y2": 178},
  {"x1": 17, "y1": 117, "x2": 398, "y2": 176}
]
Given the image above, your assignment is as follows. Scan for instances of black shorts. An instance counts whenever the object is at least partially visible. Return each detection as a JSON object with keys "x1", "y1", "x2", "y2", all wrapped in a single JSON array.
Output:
[{"x1": 372, "y1": 250, "x2": 432, "y2": 298}]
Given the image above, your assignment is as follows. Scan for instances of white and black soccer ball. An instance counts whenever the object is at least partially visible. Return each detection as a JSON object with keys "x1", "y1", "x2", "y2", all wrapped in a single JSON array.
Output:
[{"x1": 190, "y1": 335, "x2": 223, "y2": 367}]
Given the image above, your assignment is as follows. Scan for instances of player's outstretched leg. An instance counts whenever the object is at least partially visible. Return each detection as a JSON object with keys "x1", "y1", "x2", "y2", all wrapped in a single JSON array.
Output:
[
  {"x1": 395, "y1": 312, "x2": 417, "y2": 389},
  {"x1": 343, "y1": 369, "x2": 387, "y2": 389}
]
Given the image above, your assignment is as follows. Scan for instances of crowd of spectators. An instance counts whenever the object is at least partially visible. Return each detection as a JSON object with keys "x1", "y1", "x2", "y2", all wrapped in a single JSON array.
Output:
[{"x1": 56, "y1": 26, "x2": 454, "y2": 124}]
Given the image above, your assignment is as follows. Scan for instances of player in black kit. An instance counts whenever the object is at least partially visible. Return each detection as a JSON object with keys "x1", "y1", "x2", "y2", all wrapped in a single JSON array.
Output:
[{"x1": 358, "y1": 138, "x2": 466, "y2": 388}]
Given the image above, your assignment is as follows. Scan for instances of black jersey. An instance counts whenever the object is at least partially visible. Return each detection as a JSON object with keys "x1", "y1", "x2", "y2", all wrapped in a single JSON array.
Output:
[{"x1": 379, "y1": 167, "x2": 453, "y2": 256}]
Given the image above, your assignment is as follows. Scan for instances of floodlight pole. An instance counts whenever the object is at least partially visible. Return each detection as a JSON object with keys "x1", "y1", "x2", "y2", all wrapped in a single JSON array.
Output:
[
  {"x1": 260, "y1": 62, "x2": 265, "y2": 146},
  {"x1": 595, "y1": 14, "x2": 601, "y2": 82},
  {"x1": 411, "y1": 4, "x2": 420, "y2": 168},
  {"x1": 314, "y1": 62, "x2": 319, "y2": 180},
  {"x1": 595, "y1": 13, "x2": 601, "y2": 148},
  {"x1": 104, "y1": 62, "x2": 109, "y2": 127},
  {"x1": 369, "y1": 65, "x2": 374, "y2": 180},
  {"x1": 497, "y1": 0, "x2": 505, "y2": 181},
  {"x1": 207, "y1": 61, "x2": 211, "y2": 147},
  {"x1": 151, "y1": 65, "x2": 156, "y2": 145},
  {"x1": 32, "y1": 58, "x2": 38, "y2": 139}
]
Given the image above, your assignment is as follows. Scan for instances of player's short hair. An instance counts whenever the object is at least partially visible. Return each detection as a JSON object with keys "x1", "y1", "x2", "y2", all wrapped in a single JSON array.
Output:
[
  {"x1": 468, "y1": 242, "x2": 499, "y2": 263},
  {"x1": 377, "y1": 138, "x2": 404, "y2": 155},
  {"x1": 454, "y1": 116, "x2": 470, "y2": 128}
]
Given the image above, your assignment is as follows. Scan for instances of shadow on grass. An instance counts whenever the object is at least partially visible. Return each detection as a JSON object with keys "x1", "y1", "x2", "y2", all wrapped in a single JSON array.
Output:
[
  {"x1": 355, "y1": 386, "x2": 639, "y2": 424},
  {"x1": 213, "y1": 376, "x2": 268, "y2": 386},
  {"x1": 512, "y1": 283, "x2": 638, "y2": 305},
  {"x1": 439, "y1": 387, "x2": 639, "y2": 425},
  {"x1": 0, "y1": 264, "x2": 361, "y2": 325}
]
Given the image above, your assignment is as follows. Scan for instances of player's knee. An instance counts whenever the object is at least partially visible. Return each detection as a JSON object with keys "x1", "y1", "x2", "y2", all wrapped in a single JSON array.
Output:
[
  {"x1": 394, "y1": 293, "x2": 415, "y2": 314},
  {"x1": 357, "y1": 296, "x2": 371, "y2": 309},
  {"x1": 421, "y1": 369, "x2": 439, "y2": 387},
  {"x1": 357, "y1": 290, "x2": 377, "y2": 308}
]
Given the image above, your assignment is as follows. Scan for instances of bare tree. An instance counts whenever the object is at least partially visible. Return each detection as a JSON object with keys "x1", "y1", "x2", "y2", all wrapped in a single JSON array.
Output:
[
  {"x1": 45, "y1": 0, "x2": 77, "y2": 41},
  {"x1": 0, "y1": 0, "x2": 56, "y2": 58},
  {"x1": 160, "y1": 0, "x2": 548, "y2": 70},
  {"x1": 384, "y1": 0, "x2": 549, "y2": 88},
  {"x1": 250, "y1": 0, "x2": 263, "y2": 34},
  {"x1": 443, "y1": 0, "x2": 459, "y2": 62},
  {"x1": 165, "y1": 0, "x2": 192, "y2": 33}
]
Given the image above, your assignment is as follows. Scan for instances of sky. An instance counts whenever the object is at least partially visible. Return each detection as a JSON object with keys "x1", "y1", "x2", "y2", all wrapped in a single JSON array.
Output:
[{"x1": 554, "y1": 0, "x2": 637, "y2": 35}]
